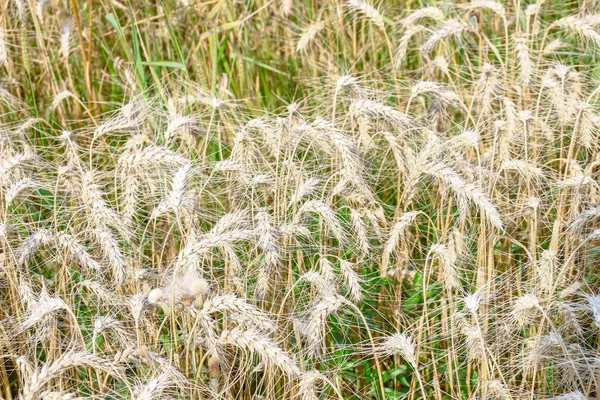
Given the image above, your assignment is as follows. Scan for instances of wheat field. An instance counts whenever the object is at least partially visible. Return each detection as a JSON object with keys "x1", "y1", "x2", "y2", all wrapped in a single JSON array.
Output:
[{"x1": 1, "y1": 0, "x2": 600, "y2": 399}]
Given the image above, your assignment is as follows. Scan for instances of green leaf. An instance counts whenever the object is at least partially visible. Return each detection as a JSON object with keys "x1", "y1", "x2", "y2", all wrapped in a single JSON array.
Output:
[
  {"x1": 384, "y1": 388, "x2": 409, "y2": 399},
  {"x1": 137, "y1": 61, "x2": 186, "y2": 70},
  {"x1": 105, "y1": 13, "x2": 132, "y2": 62},
  {"x1": 242, "y1": 56, "x2": 287, "y2": 76},
  {"x1": 105, "y1": 13, "x2": 124, "y2": 38},
  {"x1": 160, "y1": 3, "x2": 188, "y2": 73},
  {"x1": 382, "y1": 364, "x2": 408, "y2": 382},
  {"x1": 131, "y1": 24, "x2": 146, "y2": 87},
  {"x1": 413, "y1": 270, "x2": 424, "y2": 287}
]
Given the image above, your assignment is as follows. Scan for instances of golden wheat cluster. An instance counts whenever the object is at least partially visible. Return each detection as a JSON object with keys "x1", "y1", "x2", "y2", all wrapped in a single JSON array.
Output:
[{"x1": 0, "y1": 0, "x2": 600, "y2": 399}]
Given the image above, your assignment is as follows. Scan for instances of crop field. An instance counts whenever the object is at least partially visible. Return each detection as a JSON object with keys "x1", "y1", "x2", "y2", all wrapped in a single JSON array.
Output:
[{"x1": 1, "y1": 0, "x2": 600, "y2": 399}]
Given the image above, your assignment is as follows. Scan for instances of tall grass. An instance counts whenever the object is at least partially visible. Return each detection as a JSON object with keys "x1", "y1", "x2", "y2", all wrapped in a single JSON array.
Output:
[{"x1": 1, "y1": 0, "x2": 600, "y2": 399}]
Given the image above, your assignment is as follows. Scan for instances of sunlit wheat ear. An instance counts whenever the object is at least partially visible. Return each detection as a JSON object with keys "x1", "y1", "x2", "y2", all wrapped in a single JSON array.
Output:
[
  {"x1": 502, "y1": 97, "x2": 518, "y2": 140},
  {"x1": 395, "y1": 25, "x2": 424, "y2": 69},
  {"x1": 429, "y1": 243, "x2": 459, "y2": 290},
  {"x1": 4, "y1": 177, "x2": 39, "y2": 209},
  {"x1": 513, "y1": 34, "x2": 532, "y2": 85},
  {"x1": 298, "y1": 371, "x2": 326, "y2": 400},
  {"x1": 133, "y1": 371, "x2": 179, "y2": 400},
  {"x1": 421, "y1": 18, "x2": 476, "y2": 53},
  {"x1": 230, "y1": 131, "x2": 264, "y2": 170},
  {"x1": 92, "y1": 229, "x2": 126, "y2": 287},
  {"x1": 151, "y1": 162, "x2": 195, "y2": 220},
  {"x1": 463, "y1": 289, "x2": 482, "y2": 314},
  {"x1": 349, "y1": 208, "x2": 370, "y2": 256},
  {"x1": 459, "y1": 0, "x2": 505, "y2": 17},
  {"x1": 174, "y1": 229, "x2": 253, "y2": 277},
  {"x1": 476, "y1": 63, "x2": 500, "y2": 116},
  {"x1": 41, "y1": 391, "x2": 98, "y2": 399},
  {"x1": 193, "y1": 294, "x2": 275, "y2": 333},
  {"x1": 536, "y1": 250, "x2": 557, "y2": 293},
  {"x1": 525, "y1": 332, "x2": 564, "y2": 371},
  {"x1": 35, "y1": 0, "x2": 48, "y2": 22},
  {"x1": 380, "y1": 130, "x2": 414, "y2": 178},
  {"x1": 160, "y1": 271, "x2": 209, "y2": 308},
  {"x1": 584, "y1": 293, "x2": 600, "y2": 329},
  {"x1": 461, "y1": 324, "x2": 485, "y2": 360},
  {"x1": 12, "y1": 0, "x2": 27, "y2": 18},
  {"x1": 79, "y1": 280, "x2": 120, "y2": 304},
  {"x1": 280, "y1": 0, "x2": 292, "y2": 15},
  {"x1": 556, "y1": 172, "x2": 596, "y2": 189},
  {"x1": 133, "y1": 346, "x2": 183, "y2": 374},
  {"x1": 548, "y1": 392, "x2": 589, "y2": 400},
  {"x1": 430, "y1": 55, "x2": 450, "y2": 76},
  {"x1": 21, "y1": 289, "x2": 69, "y2": 331},
  {"x1": 425, "y1": 163, "x2": 504, "y2": 230},
  {"x1": 304, "y1": 118, "x2": 352, "y2": 153},
  {"x1": 575, "y1": 102, "x2": 599, "y2": 149},
  {"x1": 382, "y1": 211, "x2": 419, "y2": 273},
  {"x1": 215, "y1": 327, "x2": 300, "y2": 377},
  {"x1": 300, "y1": 294, "x2": 344, "y2": 356},
  {"x1": 165, "y1": 114, "x2": 199, "y2": 146},
  {"x1": 255, "y1": 266, "x2": 271, "y2": 300},
  {"x1": 377, "y1": 333, "x2": 417, "y2": 366},
  {"x1": 409, "y1": 81, "x2": 460, "y2": 107},
  {"x1": 297, "y1": 22, "x2": 324, "y2": 53},
  {"x1": 448, "y1": 227, "x2": 466, "y2": 256},
  {"x1": 551, "y1": 16, "x2": 600, "y2": 48},
  {"x1": 212, "y1": 209, "x2": 250, "y2": 234},
  {"x1": 15, "y1": 355, "x2": 34, "y2": 385},
  {"x1": 557, "y1": 64, "x2": 582, "y2": 103},
  {"x1": 127, "y1": 293, "x2": 147, "y2": 324},
  {"x1": 402, "y1": 6, "x2": 445, "y2": 27},
  {"x1": 542, "y1": 76, "x2": 573, "y2": 126},
  {"x1": 300, "y1": 270, "x2": 336, "y2": 296},
  {"x1": 298, "y1": 200, "x2": 345, "y2": 243},
  {"x1": 54, "y1": 139, "x2": 81, "y2": 173},
  {"x1": 254, "y1": 210, "x2": 281, "y2": 267},
  {"x1": 0, "y1": 29, "x2": 7, "y2": 67},
  {"x1": 512, "y1": 293, "x2": 541, "y2": 326},
  {"x1": 118, "y1": 144, "x2": 188, "y2": 170},
  {"x1": 56, "y1": 232, "x2": 102, "y2": 272},
  {"x1": 500, "y1": 160, "x2": 545, "y2": 182},
  {"x1": 312, "y1": 126, "x2": 372, "y2": 200},
  {"x1": 20, "y1": 351, "x2": 118, "y2": 400},
  {"x1": 0, "y1": 86, "x2": 25, "y2": 110},
  {"x1": 318, "y1": 257, "x2": 336, "y2": 282},
  {"x1": 345, "y1": 0, "x2": 384, "y2": 28},
  {"x1": 0, "y1": 223, "x2": 12, "y2": 244},
  {"x1": 556, "y1": 276, "x2": 581, "y2": 297},
  {"x1": 49, "y1": 90, "x2": 76, "y2": 113},
  {"x1": 483, "y1": 379, "x2": 511, "y2": 400},
  {"x1": 247, "y1": 116, "x2": 286, "y2": 156},
  {"x1": 588, "y1": 228, "x2": 600, "y2": 240},
  {"x1": 59, "y1": 18, "x2": 74, "y2": 60},
  {"x1": 94, "y1": 107, "x2": 139, "y2": 138},
  {"x1": 524, "y1": 3, "x2": 539, "y2": 17},
  {"x1": 17, "y1": 229, "x2": 54, "y2": 266},
  {"x1": 339, "y1": 261, "x2": 363, "y2": 303},
  {"x1": 542, "y1": 38, "x2": 564, "y2": 55},
  {"x1": 80, "y1": 172, "x2": 126, "y2": 235},
  {"x1": 0, "y1": 149, "x2": 37, "y2": 186},
  {"x1": 448, "y1": 129, "x2": 479, "y2": 151},
  {"x1": 93, "y1": 315, "x2": 134, "y2": 348},
  {"x1": 350, "y1": 99, "x2": 411, "y2": 128},
  {"x1": 280, "y1": 221, "x2": 311, "y2": 243},
  {"x1": 335, "y1": 73, "x2": 361, "y2": 92}
]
